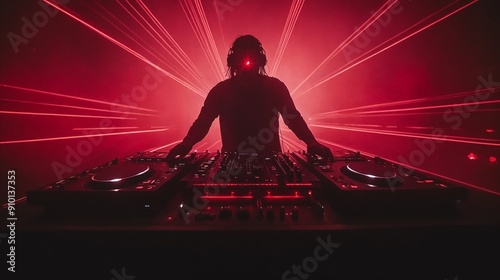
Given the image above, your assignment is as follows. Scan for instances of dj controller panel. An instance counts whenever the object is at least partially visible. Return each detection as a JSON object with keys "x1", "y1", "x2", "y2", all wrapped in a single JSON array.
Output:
[{"x1": 26, "y1": 148, "x2": 469, "y2": 227}]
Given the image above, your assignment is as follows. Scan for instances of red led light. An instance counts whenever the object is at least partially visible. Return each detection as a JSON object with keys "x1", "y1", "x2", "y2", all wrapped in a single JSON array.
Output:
[
  {"x1": 199, "y1": 195, "x2": 253, "y2": 199},
  {"x1": 486, "y1": 129, "x2": 494, "y2": 133},
  {"x1": 468, "y1": 153, "x2": 477, "y2": 160},
  {"x1": 264, "y1": 195, "x2": 305, "y2": 199},
  {"x1": 245, "y1": 60, "x2": 251, "y2": 66},
  {"x1": 489, "y1": 156, "x2": 497, "y2": 164}
]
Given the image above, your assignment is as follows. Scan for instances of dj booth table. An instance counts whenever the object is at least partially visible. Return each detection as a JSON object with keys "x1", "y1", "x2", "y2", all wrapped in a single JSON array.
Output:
[{"x1": 8, "y1": 150, "x2": 500, "y2": 279}]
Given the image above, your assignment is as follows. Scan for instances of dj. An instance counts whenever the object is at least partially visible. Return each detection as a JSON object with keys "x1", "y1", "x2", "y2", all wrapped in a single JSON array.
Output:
[{"x1": 166, "y1": 35, "x2": 332, "y2": 161}]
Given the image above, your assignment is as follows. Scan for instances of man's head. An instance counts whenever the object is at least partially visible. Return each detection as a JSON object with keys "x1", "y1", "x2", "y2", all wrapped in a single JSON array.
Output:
[{"x1": 227, "y1": 35, "x2": 267, "y2": 77}]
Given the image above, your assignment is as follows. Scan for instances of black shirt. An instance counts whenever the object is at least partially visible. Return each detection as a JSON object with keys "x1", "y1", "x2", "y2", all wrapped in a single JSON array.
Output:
[{"x1": 182, "y1": 73, "x2": 316, "y2": 154}]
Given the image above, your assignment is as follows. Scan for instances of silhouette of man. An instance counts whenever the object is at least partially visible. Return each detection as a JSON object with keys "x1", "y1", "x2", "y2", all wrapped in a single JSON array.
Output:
[{"x1": 166, "y1": 35, "x2": 332, "y2": 161}]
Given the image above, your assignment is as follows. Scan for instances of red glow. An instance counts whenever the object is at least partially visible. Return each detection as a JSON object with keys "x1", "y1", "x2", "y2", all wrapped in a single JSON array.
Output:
[
  {"x1": 310, "y1": 124, "x2": 500, "y2": 147},
  {"x1": 291, "y1": 0, "x2": 399, "y2": 95},
  {"x1": 270, "y1": 0, "x2": 305, "y2": 76},
  {"x1": 0, "y1": 128, "x2": 169, "y2": 145},
  {"x1": 199, "y1": 195, "x2": 253, "y2": 199},
  {"x1": 245, "y1": 60, "x2": 251, "y2": 66},
  {"x1": 147, "y1": 140, "x2": 183, "y2": 152},
  {"x1": 43, "y1": 0, "x2": 207, "y2": 97},
  {"x1": 486, "y1": 129, "x2": 495, "y2": 133},
  {"x1": 0, "y1": 98, "x2": 160, "y2": 117},
  {"x1": 193, "y1": 183, "x2": 315, "y2": 187},
  {"x1": 310, "y1": 86, "x2": 500, "y2": 117},
  {"x1": 353, "y1": 99, "x2": 500, "y2": 115},
  {"x1": 0, "y1": 110, "x2": 135, "y2": 120},
  {"x1": 72, "y1": 127, "x2": 139, "y2": 131},
  {"x1": 0, "y1": 84, "x2": 157, "y2": 113},
  {"x1": 489, "y1": 156, "x2": 497, "y2": 164},
  {"x1": 179, "y1": 0, "x2": 225, "y2": 81},
  {"x1": 297, "y1": 0, "x2": 479, "y2": 97},
  {"x1": 264, "y1": 195, "x2": 305, "y2": 199}
]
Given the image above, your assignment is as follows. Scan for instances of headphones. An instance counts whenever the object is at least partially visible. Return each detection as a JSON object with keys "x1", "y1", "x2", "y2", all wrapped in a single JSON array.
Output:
[{"x1": 227, "y1": 35, "x2": 267, "y2": 68}]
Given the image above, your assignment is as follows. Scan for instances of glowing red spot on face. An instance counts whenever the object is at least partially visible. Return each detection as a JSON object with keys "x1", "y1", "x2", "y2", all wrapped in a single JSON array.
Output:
[{"x1": 468, "y1": 153, "x2": 477, "y2": 160}]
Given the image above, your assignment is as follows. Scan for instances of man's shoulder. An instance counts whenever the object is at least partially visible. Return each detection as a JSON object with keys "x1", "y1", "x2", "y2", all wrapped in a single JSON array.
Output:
[
  {"x1": 262, "y1": 75, "x2": 284, "y2": 85},
  {"x1": 212, "y1": 79, "x2": 232, "y2": 91},
  {"x1": 210, "y1": 75, "x2": 286, "y2": 92}
]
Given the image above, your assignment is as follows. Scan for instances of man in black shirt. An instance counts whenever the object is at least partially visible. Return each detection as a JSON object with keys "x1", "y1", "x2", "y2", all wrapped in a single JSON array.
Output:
[{"x1": 166, "y1": 35, "x2": 332, "y2": 161}]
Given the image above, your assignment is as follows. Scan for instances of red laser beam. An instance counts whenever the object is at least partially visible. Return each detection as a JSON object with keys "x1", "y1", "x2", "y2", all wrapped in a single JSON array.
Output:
[
  {"x1": 0, "y1": 110, "x2": 136, "y2": 120},
  {"x1": 270, "y1": 0, "x2": 305, "y2": 76},
  {"x1": 206, "y1": 140, "x2": 222, "y2": 151},
  {"x1": 310, "y1": 124, "x2": 500, "y2": 147},
  {"x1": 291, "y1": 0, "x2": 398, "y2": 96},
  {"x1": 116, "y1": 0, "x2": 211, "y2": 91},
  {"x1": 147, "y1": 140, "x2": 183, "y2": 152},
  {"x1": 311, "y1": 108, "x2": 500, "y2": 120},
  {"x1": 0, "y1": 84, "x2": 158, "y2": 113},
  {"x1": 357, "y1": 99, "x2": 500, "y2": 115},
  {"x1": 180, "y1": 0, "x2": 225, "y2": 81},
  {"x1": 72, "y1": 127, "x2": 139, "y2": 131},
  {"x1": 0, "y1": 98, "x2": 161, "y2": 117},
  {"x1": 311, "y1": 86, "x2": 500, "y2": 117},
  {"x1": 0, "y1": 128, "x2": 169, "y2": 145},
  {"x1": 297, "y1": 0, "x2": 478, "y2": 97},
  {"x1": 42, "y1": 0, "x2": 206, "y2": 97}
]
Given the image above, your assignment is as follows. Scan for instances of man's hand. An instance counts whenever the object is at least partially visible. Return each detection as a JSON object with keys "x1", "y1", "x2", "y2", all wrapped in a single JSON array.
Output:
[
  {"x1": 166, "y1": 142, "x2": 192, "y2": 163},
  {"x1": 307, "y1": 141, "x2": 333, "y2": 160}
]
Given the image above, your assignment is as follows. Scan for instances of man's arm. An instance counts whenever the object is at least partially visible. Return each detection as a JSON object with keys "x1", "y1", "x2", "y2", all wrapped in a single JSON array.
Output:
[
  {"x1": 166, "y1": 88, "x2": 220, "y2": 161},
  {"x1": 275, "y1": 81, "x2": 333, "y2": 159},
  {"x1": 275, "y1": 81, "x2": 316, "y2": 145}
]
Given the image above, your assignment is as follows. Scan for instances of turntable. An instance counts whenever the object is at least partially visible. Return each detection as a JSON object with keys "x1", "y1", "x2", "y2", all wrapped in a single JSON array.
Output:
[
  {"x1": 291, "y1": 151, "x2": 468, "y2": 214},
  {"x1": 340, "y1": 161, "x2": 399, "y2": 188},
  {"x1": 88, "y1": 163, "x2": 152, "y2": 189},
  {"x1": 27, "y1": 151, "x2": 210, "y2": 213}
]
